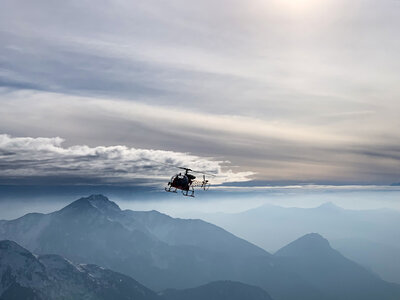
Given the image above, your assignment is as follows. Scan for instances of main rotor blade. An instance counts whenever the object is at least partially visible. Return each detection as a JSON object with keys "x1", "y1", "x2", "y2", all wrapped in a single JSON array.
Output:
[
  {"x1": 178, "y1": 167, "x2": 193, "y2": 171},
  {"x1": 189, "y1": 169, "x2": 217, "y2": 177},
  {"x1": 141, "y1": 157, "x2": 218, "y2": 177}
]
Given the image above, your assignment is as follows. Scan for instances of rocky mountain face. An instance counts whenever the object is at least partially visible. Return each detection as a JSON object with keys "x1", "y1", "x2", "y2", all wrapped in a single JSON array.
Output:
[
  {"x1": 0, "y1": 195, "x2": 274, "y2": 291},
  {"x1": 0, "y1": 240, "x2": 158, "y2": 300},
  {"x1": 0, "y1": 240, "x2": 275, "y2": 300}
]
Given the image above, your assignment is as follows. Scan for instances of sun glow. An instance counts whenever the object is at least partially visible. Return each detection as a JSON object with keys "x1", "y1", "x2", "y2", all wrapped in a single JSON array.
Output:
[
  {"x1": 281, "y1": 0, "x2": 318, "y2": 8},
  {"x1": 268, "y1": 0, "x2": 328, "y2": 15},
  {"x1": 284, "y1": 1, "x2": 319, "y2": 12}
]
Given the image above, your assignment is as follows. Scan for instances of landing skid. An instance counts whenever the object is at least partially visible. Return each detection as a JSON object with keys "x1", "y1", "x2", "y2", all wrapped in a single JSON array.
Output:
[
  {"x1": 165, "y1": 187, "x2": 195, "y2": 197},
  {"x1": 182, "y1": 184, "x2": 195, "y2": 197},
  {"x1": 182, "y1": 189, "x2": 195, "y2": 197},
  {"x1": 165, "y1": 183, "x2": 195, "y2": 197},
  {"x1": 165, "y1": 187, "x2": 178, "y2": 193}
]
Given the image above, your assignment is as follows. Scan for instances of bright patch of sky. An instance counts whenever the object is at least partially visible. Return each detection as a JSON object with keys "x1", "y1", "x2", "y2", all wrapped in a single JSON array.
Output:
[{"x1": 0, "y1": 0, "x2": 399, "y2": 186}]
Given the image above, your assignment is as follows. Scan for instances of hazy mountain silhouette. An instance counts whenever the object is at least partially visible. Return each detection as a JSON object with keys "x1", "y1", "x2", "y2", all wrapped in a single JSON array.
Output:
[
  {"x1": 1, "y1": 195, "x2": 399, "y2": 300},
  {"x1": 331, "y1": 238, "x2": 400, "y2": 284},
  {"x1": 200, "y1": 202, "x2": 400, "y2": 283},
  {"x1": 274, "y1": 233, "x2": 400, "y2": 300},
  {"x1": 0, "y1": 195, "x2": 323, "y2": 300}
]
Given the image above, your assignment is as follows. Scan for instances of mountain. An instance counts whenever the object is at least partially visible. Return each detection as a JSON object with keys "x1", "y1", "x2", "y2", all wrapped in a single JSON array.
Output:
[
  {"x1": 2, "y1": 195, "x2": 399, "y2": 300},
  {"x1": 331, "y1": 238, "x2": 400, "y2": 284},
  {"x1": 0, "y1": 240, "x2": 278, "y2": 300},
  {"x1": 198, "y1": 202, "x2": 400, "y2": 283},
  {"x1": 1, "y1": 195, "x2": 311, "y2": 300},
  {"x1": 0, "y1": 240, "x2": 158, "y2": 300},
  {"x1": 2, "y1": 194, "x2": 274, "y2": 291},
  {"x1": 274, "y1": 233, "x2": 400, "y2": 300},
  {"x1": 160, "y1": 281, "x2": 273, "y2": 300},
  {"x1": 275, "y1": 233, "x2": 332, "y2": 258}
]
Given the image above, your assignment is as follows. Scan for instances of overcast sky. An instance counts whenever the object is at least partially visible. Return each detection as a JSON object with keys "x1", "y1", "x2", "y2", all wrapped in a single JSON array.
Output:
[{"x1": 0, "y1": 0, "x2": 399, "y2": 187}]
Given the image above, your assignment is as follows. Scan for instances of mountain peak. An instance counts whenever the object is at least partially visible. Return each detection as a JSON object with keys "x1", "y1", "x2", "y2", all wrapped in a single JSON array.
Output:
[
  {"x1": 275, "y1": 233, "x2": 332, "y2": 257},
  {"x1": 316, "y1": 202, "x2": 343, "y2": 211},
  {"x1": 85, "y1": 194, "x2": 121, "y2": 212},
  {"x1": 59, "y1": 194, "x2": 121, "y2": 214}
]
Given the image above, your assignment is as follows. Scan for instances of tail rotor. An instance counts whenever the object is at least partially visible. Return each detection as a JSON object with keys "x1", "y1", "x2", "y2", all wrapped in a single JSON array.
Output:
[{"x1": 201, "y1": 174, "x2": 210, "y2": 191}]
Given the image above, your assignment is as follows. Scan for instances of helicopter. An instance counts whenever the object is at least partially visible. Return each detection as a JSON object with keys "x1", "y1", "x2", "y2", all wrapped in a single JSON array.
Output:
[{"x1": 165, "y1": 167, "x2": 213, "y2": 197}]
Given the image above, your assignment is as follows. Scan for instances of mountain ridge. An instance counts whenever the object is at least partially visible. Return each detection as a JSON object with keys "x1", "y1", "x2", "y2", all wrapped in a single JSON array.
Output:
[
  {"x1": 273, "y1": 232, "x2": 400, "y2": 300},
  {"x1": 275, "y1": 233, "x2": 332, "y2": 257},
  {"x1": 1, "y1": 240, "x2": 273, "y2": 300},
  {"x1": 1, "y1": 195, "x2": 400, "y2": 300},
  {"x1": 199, "y1": 200, "x2": 400, "y2": 284},
  {"x1": 0, "y1": 239, "x2": 159, "y2": 300},
  {"x1": 0, "y1": 195, "x2": 275, "y2": 293}
]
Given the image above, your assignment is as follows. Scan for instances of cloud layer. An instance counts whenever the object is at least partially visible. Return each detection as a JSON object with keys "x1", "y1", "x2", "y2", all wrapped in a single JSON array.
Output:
[
  {"x1": 0, "y1": 134, "x2": 253, "y2": 186},
  {"x1": 1, "y1": 89, "x2": 399, "y2": 184}
]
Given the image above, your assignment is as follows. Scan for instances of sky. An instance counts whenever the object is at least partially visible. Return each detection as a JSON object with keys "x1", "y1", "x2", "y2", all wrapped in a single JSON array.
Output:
[{"x1": 1, "y1": 0, "x2": 400, "y2": 190}]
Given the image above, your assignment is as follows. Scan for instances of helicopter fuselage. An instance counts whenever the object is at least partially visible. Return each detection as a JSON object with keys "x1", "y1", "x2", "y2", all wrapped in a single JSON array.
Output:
[
  {"x1": 169, "y1": 173, "x2": 196, "y2": 191},
  {"x1": 165, "y1": 168, "x2": 210, "y2": 197}
]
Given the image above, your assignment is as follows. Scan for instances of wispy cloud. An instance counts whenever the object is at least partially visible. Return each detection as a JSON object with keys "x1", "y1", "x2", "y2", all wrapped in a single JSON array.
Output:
[{"x1": 1, "y1": 89, "x2": 400, "y2": 184}]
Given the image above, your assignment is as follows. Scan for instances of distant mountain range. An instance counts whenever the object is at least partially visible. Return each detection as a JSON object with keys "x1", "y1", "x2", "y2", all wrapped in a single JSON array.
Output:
[
  {"x1": 200, "y1": 201, "x2": 400, "y2": 283},
  {"x1": 0, "y1": 195, "x2": 273, "y2": 291},
  {"x1": 0, "y1": 240, "x2": 271, "y2": 300},
  {"x1": 1, "y1": 195, "x2": 400, "y2": 300}
]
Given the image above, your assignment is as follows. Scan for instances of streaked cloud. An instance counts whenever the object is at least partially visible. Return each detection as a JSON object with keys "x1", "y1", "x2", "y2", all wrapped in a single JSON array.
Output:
[{"x1": 1, "y1": 90, "x2": 399, "y2": 184}]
